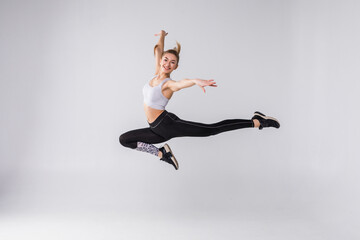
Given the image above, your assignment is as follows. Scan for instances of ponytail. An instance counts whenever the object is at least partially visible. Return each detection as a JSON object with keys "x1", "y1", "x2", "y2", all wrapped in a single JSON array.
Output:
[{"x1": 174, "y1": 41, "x2": 181, "y2": 55}]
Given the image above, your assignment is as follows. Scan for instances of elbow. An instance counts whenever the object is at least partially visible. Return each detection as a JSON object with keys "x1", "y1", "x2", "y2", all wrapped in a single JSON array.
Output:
[{"x1": 154, "y1": 45, "x2": 162, "y2": 55}]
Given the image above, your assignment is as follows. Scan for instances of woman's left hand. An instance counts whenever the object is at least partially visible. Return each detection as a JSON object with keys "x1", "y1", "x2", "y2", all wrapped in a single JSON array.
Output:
[
  {"x1": 154, "y1": 30, "x2": 168, "y2": 37},
  {"x1": 194, "y1": 79, "x2": 217, "y2": 93}
]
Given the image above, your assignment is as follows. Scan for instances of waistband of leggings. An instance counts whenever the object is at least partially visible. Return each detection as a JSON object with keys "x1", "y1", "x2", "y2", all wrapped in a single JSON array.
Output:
[{"x1": 149, "y1": 110, "x2": 168, "y2": 127}]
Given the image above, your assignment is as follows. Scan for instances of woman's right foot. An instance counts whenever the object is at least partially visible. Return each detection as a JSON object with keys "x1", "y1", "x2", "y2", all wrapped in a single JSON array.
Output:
[
  {"x1": 159, "y1": 144, "x2": 179, "y2": 170},
  {"x1": 252, "y1": 111, "x2": 280, "y2": 130}
]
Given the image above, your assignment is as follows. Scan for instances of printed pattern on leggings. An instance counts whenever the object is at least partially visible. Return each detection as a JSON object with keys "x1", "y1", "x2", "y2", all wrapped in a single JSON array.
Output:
[{"x1": 135, "y1": 142, "x2": 159, "y2": 156}]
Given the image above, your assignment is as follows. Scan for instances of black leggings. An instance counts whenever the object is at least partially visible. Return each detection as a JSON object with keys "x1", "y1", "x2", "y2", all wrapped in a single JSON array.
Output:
[{"x1": 119, "y1": 111, "x2": 254, "y2": 149}]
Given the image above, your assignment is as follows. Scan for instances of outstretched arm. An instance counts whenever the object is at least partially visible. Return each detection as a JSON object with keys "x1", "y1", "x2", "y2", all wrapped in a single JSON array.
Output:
[
  {"x1": 167, "y1": 79, "x2": 217, "y2": 93},
  {"x1": 154, "y1": 30, "x2": 167, "y2": 74}
]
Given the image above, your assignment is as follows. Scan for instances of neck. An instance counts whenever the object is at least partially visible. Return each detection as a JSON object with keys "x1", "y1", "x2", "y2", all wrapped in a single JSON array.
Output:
[{"x1": 157, "y1": 72, "x2": 171, "y2": 79}]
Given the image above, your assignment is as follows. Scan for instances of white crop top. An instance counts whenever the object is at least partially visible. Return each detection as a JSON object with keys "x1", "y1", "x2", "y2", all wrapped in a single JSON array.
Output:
[{"x1": 143, "y1": 76, "x2": 171, "y2": 110}]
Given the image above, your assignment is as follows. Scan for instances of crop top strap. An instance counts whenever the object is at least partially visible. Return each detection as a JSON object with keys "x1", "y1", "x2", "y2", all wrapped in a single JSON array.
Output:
[
  {"x1": 159, "y1": 78, "x2": 171, "y2": 87},
  {"x1": 150, "y1": 75, "x2": 171, "y2": 87}
]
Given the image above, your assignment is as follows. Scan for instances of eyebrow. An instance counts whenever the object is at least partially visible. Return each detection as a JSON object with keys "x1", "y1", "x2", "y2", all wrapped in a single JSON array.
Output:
[{"x1": 164, "y1": 57, "x2": 176, "y2": 62}]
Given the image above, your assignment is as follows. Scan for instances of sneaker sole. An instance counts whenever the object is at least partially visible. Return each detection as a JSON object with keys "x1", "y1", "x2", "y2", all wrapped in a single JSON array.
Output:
[
  {"x1": 254, "y1": 111, "x2": 280, "y2": 128},
  {"x1": 164, "y1": 144, "x2": 179, "y2": 170}
]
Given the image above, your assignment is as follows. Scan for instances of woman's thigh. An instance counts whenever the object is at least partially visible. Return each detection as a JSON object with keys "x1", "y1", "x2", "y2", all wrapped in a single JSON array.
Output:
[
  {"x1": 152, "y1": 112, "x2": 252, "y2": 138},
  {"x1": 151, "y1": 112, "x2": 216, "y2": 138},
  {"x1": 120, "y1": 127, "x2": 167, "y2": 148}
]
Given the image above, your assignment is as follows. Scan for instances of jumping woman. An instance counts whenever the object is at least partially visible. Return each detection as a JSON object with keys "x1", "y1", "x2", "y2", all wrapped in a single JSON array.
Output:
[{"x1": 119, "y1": 30, "x2": 280, "y2": 170}]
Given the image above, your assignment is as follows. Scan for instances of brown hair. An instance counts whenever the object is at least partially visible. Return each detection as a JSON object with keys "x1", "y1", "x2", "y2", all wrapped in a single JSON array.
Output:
[{"x1": 162, "y1": 41, "x2": 181, "y2": 65}]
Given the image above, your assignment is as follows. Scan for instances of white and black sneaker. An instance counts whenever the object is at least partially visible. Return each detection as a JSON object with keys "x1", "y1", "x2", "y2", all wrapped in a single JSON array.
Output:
[
  {"x1": 252, "y1": 111, "x2": 280, "y2": 130},
  {"x1": 159, "y1": 144, "x2": 179, "y2": 170}
]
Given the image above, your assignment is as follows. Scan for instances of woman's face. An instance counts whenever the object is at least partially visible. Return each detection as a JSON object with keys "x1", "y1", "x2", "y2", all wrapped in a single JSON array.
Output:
[{"x1": 160, "y1": 53, "x2": 178, "y2": 74}]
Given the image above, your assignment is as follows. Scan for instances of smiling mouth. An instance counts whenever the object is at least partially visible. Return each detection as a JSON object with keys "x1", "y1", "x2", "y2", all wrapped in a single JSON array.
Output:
[{"x1": 163, "y1": 66, "x2": 170, "y2": 70}]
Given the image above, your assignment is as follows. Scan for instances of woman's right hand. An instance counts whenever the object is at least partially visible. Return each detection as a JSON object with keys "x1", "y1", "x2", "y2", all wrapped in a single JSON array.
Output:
[{"x1": 154, "y1": 30, "x2": 168, "y2": 37}]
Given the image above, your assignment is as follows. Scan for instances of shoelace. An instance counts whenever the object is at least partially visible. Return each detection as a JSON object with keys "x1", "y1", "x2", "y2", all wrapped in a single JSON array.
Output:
[{"x1": 160, "y1": 152, "x2": 173, "y2": 162}]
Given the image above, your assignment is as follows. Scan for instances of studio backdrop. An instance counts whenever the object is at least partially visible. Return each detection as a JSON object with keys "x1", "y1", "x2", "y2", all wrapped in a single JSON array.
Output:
[{"x1": 0, "y1": 0, "x2": 359, "y2": 239}]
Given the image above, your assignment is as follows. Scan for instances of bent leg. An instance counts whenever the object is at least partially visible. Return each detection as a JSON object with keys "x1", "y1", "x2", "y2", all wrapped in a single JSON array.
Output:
[
  {"x1": 119, "y1": 127, "x2": 168, "y2": 156},
  {"x1": 119, "y1": 127, "x2": 167, "y2": 148}
]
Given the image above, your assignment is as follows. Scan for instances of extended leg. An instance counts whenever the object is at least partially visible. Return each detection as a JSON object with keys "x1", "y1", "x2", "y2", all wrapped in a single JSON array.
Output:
[{"x1": 168, "y1": 117, "x2": 254, "y2": 138}]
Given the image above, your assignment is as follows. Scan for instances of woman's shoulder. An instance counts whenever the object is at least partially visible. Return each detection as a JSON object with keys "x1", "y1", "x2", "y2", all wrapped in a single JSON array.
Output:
[{"x1": 163, "y1": 79, "x2": 175, "y2": 87}]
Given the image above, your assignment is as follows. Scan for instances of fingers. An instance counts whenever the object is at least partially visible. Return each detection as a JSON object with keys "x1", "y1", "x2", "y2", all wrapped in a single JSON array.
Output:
[
  {"x1": 207, "y1": 80, "x2": 217, "y2": 86},
  {"x1": 199, "y1": 86, "x2": 206, "y2": 93},
  {"x1": 197, "y1": 79, "x2": 217, "y2": 93},
  {"x1": 200, "y1": 80, "x2": 217, "y2": 87}
]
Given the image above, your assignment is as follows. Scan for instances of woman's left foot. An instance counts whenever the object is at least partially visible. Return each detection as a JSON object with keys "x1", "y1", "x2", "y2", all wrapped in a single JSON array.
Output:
[
  {"x1": 252, "y1": 111, "x2": 280, "y2": 130},
  {"x1": 159, "y1": 144, "x2": 179, "y2": 170}
]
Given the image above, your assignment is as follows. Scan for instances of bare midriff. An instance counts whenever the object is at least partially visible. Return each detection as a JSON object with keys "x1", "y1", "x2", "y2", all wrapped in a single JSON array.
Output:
[{"x1": 144, "y1": 103, "x2": 165, "y2": 124}]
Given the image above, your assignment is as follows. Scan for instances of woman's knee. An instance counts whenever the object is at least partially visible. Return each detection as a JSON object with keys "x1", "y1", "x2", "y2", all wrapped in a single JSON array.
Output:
[{"x1": 119, "y1": 133, "x2": 136, "y2": 149}]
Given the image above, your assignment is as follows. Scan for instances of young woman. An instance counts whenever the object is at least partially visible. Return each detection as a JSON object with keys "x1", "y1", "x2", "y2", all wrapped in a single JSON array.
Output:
[{"x1": 119, "y1": 30, "x2": 280, "y2": 170}]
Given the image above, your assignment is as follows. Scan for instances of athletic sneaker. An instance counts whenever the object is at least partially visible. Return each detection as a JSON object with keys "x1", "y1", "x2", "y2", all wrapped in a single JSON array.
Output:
[
  {"x1": 159, "y1": 144, "x2": 179, "y2": 170},
  {"x1": 251, "y1": 111, "x2": 280, "y2": 130}
]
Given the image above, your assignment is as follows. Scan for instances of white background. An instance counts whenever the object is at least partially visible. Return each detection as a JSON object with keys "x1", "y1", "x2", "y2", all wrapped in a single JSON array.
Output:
[{"x1": 1, "y1": 0, "x2": 359, "y2": 239}]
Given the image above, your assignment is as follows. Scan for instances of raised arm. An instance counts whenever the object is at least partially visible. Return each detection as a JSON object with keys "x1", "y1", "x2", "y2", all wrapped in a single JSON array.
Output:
[
  {"x1": 154, "y1": 30, "x2": 168, "y2": 75},
  {"x1": 167, "y1": 79, "x2": 217, "y2": 93}
]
